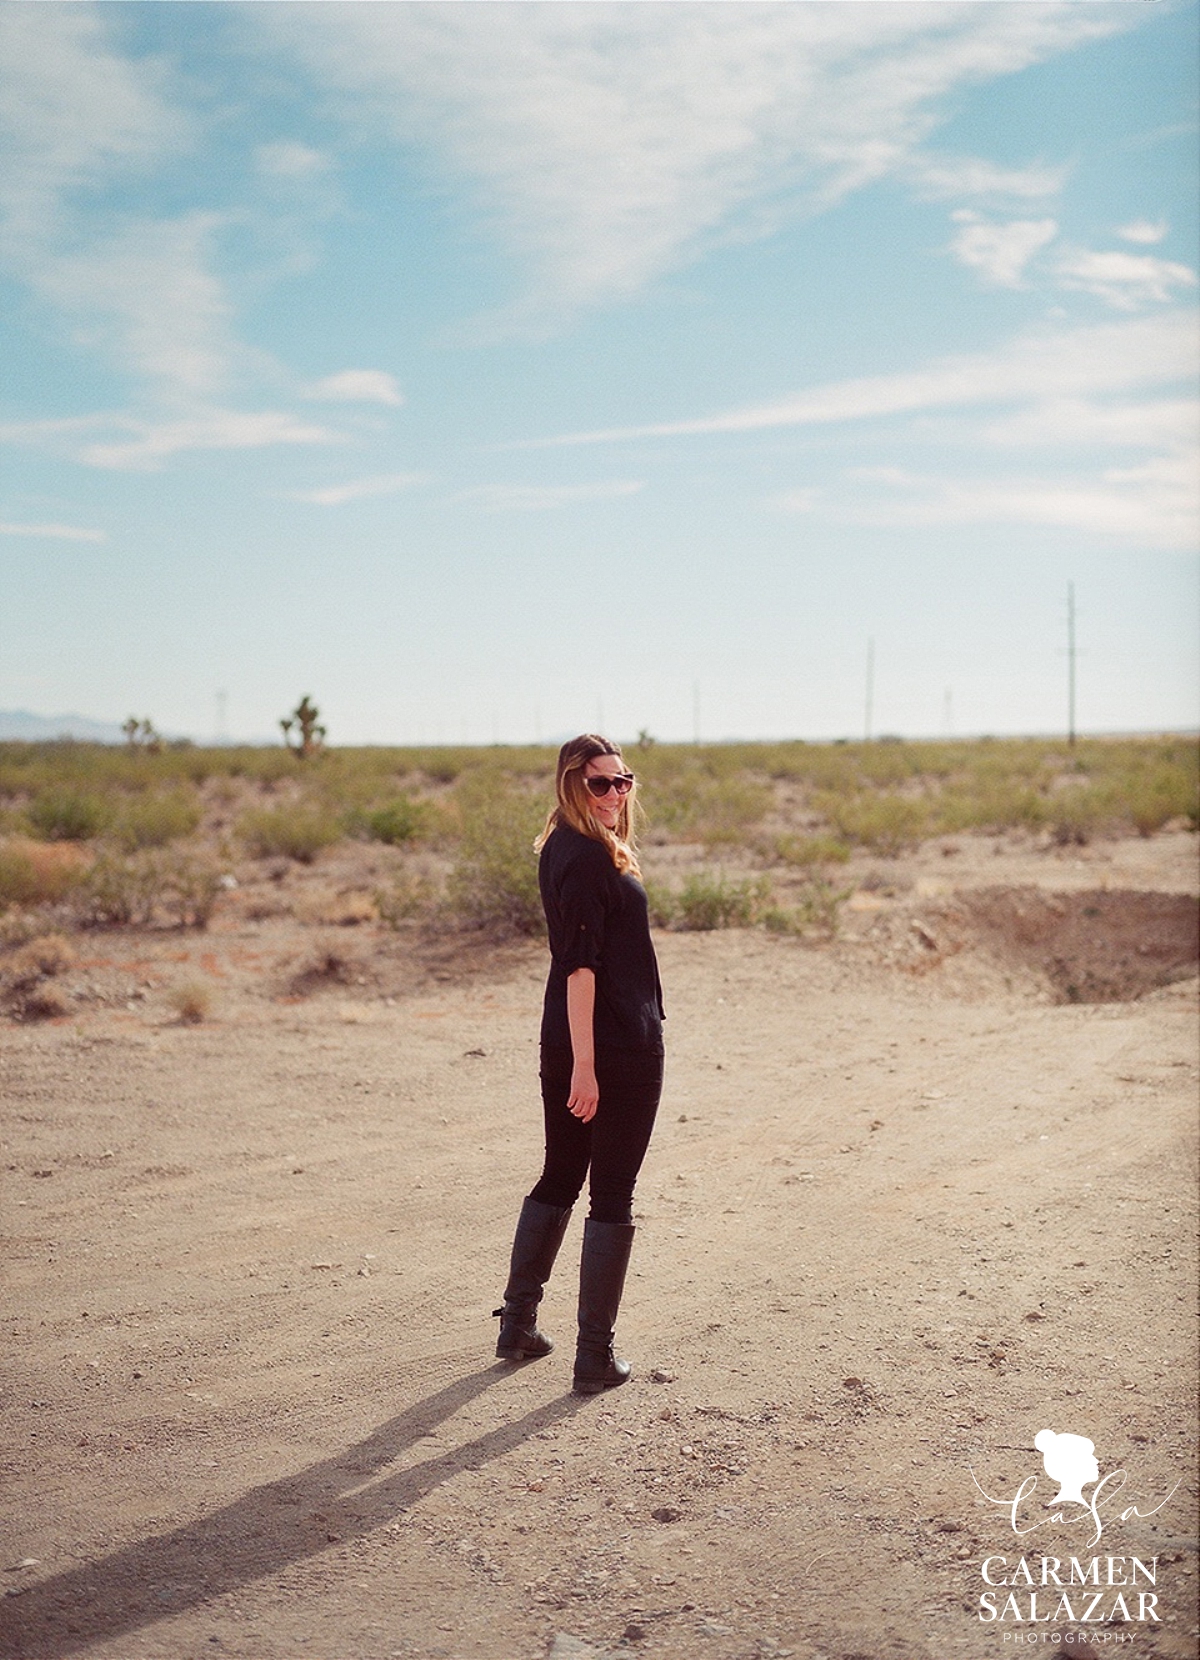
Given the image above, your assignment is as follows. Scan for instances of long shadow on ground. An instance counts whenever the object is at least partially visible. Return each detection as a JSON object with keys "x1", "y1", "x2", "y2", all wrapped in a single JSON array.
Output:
[{"x1": 1, "y1": 1363, "x2": 585, "y2": 1658}]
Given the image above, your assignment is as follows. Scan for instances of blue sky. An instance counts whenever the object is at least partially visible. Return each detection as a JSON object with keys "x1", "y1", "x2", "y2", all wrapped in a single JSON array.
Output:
[{"x1": 1, "y1": 1, "x2": 1197, "y2": 745}]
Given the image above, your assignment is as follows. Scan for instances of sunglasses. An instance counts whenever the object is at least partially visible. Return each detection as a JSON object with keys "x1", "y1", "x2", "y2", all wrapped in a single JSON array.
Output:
[{"x1": 584, "y1": 772, "x2": 635, "y2": 798}]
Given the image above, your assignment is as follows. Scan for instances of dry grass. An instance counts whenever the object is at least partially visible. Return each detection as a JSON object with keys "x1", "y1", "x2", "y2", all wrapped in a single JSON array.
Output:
[
  {"x1": 287, "y1": 942, "x2": 374, "y2": 996},
  {"x1": 166, "y1": 978, "x2": 215, "y2": 1024},
  {"x1": 0, "y1": 838, "x2": 91, "y2": 906},
  {"x1": 1, "y1": 930, "x2": 78, "y2": 1020},
  {"x1": 16, "y1": 986, "x2": 71, "y2": 1021}
]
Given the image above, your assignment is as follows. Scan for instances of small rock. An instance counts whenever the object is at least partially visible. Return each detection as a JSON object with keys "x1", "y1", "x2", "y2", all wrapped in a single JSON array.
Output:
[
  {"x1": 650, "y1": 1505, "x2": 682, "y2": 1523},
  {"x1": 622, "y1": 1624, "x2": 647, "y2": 1643},
  {"x1": 547, "y1": 1636, "x2": 617, "y2": 1660},
  {"x1": 464, "y1": 1047, "x2": 487, "y2": 1058},
  {"x1": 650, "y1": 1368, "x2": 676, "y2": 1384}
]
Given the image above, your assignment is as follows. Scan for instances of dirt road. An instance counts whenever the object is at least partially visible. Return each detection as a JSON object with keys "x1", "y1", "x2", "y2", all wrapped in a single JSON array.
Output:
[{"x1": 2, "y1": 832, "x2": 1197, "y2": 1660}]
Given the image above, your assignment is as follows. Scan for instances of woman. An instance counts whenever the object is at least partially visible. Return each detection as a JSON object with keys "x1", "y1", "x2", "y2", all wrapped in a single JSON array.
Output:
[{"x1": 493, "y1": 734, "x2": 665, "y2": 1394}]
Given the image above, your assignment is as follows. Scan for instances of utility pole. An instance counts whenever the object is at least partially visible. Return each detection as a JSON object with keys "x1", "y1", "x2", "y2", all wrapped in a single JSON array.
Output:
[
  {"x1": 1066, "y1": 582, "x2": 1077, "y2": 749},
  {"x1": 864, "y1": 638, "x2": 875, "y2": 742}
]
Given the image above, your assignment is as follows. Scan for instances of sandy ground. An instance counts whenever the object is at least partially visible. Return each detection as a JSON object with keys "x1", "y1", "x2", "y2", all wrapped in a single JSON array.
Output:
[{"x1": 1, "y1": 829, "x2": 1197, "y2": 1660}]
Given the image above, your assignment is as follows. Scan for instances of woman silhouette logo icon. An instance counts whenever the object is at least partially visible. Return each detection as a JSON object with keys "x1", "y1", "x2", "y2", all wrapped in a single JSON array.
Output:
[{"x1": 1034, "y1": 1428, "x2": 1100, "y2": 1506}]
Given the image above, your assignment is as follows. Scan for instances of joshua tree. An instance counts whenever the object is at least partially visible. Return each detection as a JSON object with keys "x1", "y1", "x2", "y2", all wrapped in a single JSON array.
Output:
[
  {"x1": 281, "y1": 695, "x2": 327, "y2": 759},
  {"x1": 123, "y1": 716, "x2": 162, "y2": 752}
]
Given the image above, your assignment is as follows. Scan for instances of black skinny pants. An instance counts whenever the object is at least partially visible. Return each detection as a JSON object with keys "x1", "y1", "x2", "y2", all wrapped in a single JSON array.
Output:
[{"x1": 529, "y1": 1046, "x2": 663, "y2": 1225}]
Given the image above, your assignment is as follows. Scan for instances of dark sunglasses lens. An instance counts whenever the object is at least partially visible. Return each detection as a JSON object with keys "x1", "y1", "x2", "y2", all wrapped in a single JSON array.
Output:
[{"x1": 586, "y1": 774, "x2": 634, "y2": 797}]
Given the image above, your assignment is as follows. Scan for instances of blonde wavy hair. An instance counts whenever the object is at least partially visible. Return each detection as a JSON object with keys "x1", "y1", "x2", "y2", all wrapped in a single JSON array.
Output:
[{"x1": 534, "y1": 733, "x2": 642, "y2": 877}]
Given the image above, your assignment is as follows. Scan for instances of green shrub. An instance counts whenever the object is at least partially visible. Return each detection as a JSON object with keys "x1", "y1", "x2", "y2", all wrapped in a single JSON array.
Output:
[
  {"x1": 375, "y1": 872, "x2": 437, "y2": 926},
  {"x1": 444, "y1": 779, "x2": 544, "y2": 934},
  {"x1": 643, "y1": 880, "x2": 678, "y2": 929},
  {"x1": 816, "y1": 791, "x2": 928, "y2": 855},
  {"x1": 645, "y1": 770, "x2": 771, "y2": 846},
  {"x1": 792, "y1": 875, "x2": 850, "y2": 937},
  {"x1": 673, "y1": 873, "x2": 770, "y2": 931},
  {"x1": 1126, "y1": 764, "x2": 1198, "y2": 836},
  {"x1": 358, "y1": 796, "x2": 426, "y2": 845},
  {"x1": 237, "y1": 803, "x2": 343, "y2": 862},
  {"x1": 760, "y1": 905, "x2": 799, "y2": 934},
  {"x1": 1047, "y1": 783, "x2": 1119, "y2": 847},
  {"x1": 112, "y1": 791, "x2": 202, "y2": 851},
  {"x1": 166, "y1": 855, "x2": 223, "y2": 928},
  {"x1": 75, "y1": 852, "x2": 162, "y2": 925},
  {"x1": 74, "y1": 850, "x2": 222, "y2": 928},
  {"x1": 27, "y1": 789, "x2": 110, "y2": 841},
  {"x1": 774, "y1": 832, "x2": 851, "y2": 867},
  {"x1": 927, "y1": 784, "x2": 1048, "y2": 836}
]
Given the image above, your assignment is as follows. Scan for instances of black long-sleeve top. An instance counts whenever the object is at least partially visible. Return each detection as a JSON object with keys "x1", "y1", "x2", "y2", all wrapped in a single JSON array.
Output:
[{"x1": 538, "y1": 821, "x2": 665, "y2": 1056}]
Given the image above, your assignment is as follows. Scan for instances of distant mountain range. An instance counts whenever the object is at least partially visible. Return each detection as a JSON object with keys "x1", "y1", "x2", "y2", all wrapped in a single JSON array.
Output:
[{"x1": 0, "y1": 709, "x2": 129, "y2": 743}]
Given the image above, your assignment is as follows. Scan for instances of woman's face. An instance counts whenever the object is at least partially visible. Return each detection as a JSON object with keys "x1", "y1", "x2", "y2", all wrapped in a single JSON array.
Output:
[{"x1": 581, "y1": 752, "x2": 630, "y2": 833}]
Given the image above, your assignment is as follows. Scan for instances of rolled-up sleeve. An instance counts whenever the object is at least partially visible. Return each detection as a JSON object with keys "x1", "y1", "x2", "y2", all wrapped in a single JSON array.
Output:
[{"x1": 547, "y1": 850, "x2": 608, "y2": 975}]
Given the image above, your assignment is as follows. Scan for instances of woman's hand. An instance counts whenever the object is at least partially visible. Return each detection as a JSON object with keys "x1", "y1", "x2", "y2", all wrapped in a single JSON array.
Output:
[{"x1": 568, "y1": 1064, "x2": 599, "y2": 1122}]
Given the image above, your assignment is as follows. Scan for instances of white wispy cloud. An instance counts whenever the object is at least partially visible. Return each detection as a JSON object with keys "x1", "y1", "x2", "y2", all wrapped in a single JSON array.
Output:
[
  {"x1": 981, "y1": 397, "x2": 1198, "y2": 450},
  {"x1": 532, "y1": 312, "x2": 1199, "y2": 446},
  {"x1": 907, "y1": 155, "x2": 1067, "y2": 203},
  {"x1": 549, "y1": 311, "x2": 1200, "y2": 550},
  {"x1": 949, "y1": 212, "x2": 1058, "y2": 288},
  {"x1": 0, "y1": 415, "x2": 121, "y2": 446},
  {"x1": 254, "y1": 3, "x2": 1134, "y2": 320},
  {"x1": 0, "y1": 520, "x2": 107, "y2": 542},
  {"x1": 0, "y1": 10, "x2": 331, "y2": 423},
  {"x1": 256, "y1": 141, "x2": 330, "y2": 180},
  {"x1": 0, "y1": 7, "x2": 227, "y2": 399},
  {"x1": 0, "y1": 5, "x2": 185, "y2": 242},
  {"x1": 82, "y1": 410, "x2": 341, "y2": 471},
  {"x1": 782, "y1": 455, "x2": 1198, "y2": 549},
  {"x1": 1054, "y1": 247, "x2": 1198, "y2": 311},
  {"x1": 303, "y1": 370, "x2": 404, "y2": 407},
  {"x1": 291, "y1": 472, "x2": 426, "y2": 507},
  {"x1": 1117, "y1": 219, "x2": 1169, "y2": 246},
  {"x1": 460, "y1": 481, "x2": 644, "y2": 513},
  {"x1": 34, "y1": 212, "x2": 241, "y2": 398}
]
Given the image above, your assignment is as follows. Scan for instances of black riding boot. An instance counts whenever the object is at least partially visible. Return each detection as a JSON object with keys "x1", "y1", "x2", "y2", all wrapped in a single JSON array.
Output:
[
  {"x1": 573, "y1": 1218, "x2": 635, "y2": 1394},
  {"x1": 493, "y1": 1196, "x2": 572, "y2": 1360}
]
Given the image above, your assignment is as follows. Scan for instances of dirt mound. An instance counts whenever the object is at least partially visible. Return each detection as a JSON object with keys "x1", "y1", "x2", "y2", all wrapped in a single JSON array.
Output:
[{"x1": 946, "y1": 885, "x2": 1199, "y2": 1003}]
